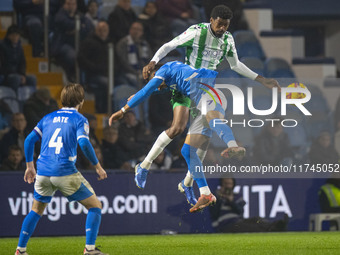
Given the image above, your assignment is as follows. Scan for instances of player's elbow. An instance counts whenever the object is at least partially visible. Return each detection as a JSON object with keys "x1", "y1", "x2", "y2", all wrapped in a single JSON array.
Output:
[{"x1": 229, "y1": 63, "x2": 238, "y2": 72}]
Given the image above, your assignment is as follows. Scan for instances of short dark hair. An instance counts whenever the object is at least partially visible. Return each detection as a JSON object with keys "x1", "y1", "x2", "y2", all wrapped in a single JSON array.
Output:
[
  {"x1": 8, "y1": 144, "x2": 22, "y2": 154},
  {"x1": 219, "y1": 177, "x2": 236, "y2": 188},
  {"x1": 61, "y1": 83, "x2": 84, "y2": 107},
  {"x1": 211, "y1": 5, "x2": 233, "y2": 20},
  {"x1": 6, "y1": 25, "x2": 21, "y2": 37}
]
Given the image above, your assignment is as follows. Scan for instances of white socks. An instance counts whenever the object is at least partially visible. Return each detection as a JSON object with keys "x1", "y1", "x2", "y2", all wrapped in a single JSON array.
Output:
[
  {"x1": 184, "y1": 171, "x2": 194, "y2": 187},
  {"x1": 227, "y1": 140, "x2": 238, "y2": 148},
  {"x1": 199, "y1": 186, "x2": 211, "y2": 195},
  {"x1": 86, "y1": 245, "x2": 95, "y2": 251},
  {"x1": 140, "y1": 131, "x2": 173, "y2": 170}
]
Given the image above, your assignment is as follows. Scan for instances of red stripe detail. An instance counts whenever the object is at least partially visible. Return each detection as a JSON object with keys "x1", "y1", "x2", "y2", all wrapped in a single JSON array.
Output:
[{"x1": 199, "y1": 82, "x2": 222, "y2": 105}]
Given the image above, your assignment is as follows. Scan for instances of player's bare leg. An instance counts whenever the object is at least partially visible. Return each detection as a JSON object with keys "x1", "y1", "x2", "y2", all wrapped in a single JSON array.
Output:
[
  {"x1": 206, "y1": 110, "x2": 245, "y2": 160},
  {"x1": 135, "y1": 105, "x2": 189, "y2": 189}
]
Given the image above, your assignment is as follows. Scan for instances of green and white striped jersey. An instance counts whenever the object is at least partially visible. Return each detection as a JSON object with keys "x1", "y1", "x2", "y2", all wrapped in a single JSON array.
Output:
[
  {"x1": 151, "y1": 23, "x2": 235, "y2": 70},
  {"x1": 177, "y1": 23, "x2": 235, "y2": 70},
  {"x1": 151, "y1": 23, "x2": 257, "y2": 80}
]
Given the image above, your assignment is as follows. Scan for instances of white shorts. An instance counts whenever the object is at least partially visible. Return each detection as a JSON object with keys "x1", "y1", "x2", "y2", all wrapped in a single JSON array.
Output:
[
  {"x1": 188, "y1": 92, "x2": 227, "y2": 137},
  {"x1": 34, "y1": 172, "x2": 95, "y2": 203}
]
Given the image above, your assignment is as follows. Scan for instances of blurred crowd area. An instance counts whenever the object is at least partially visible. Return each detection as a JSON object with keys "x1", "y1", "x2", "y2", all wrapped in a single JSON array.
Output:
[{"x1": 0, "y1": 0, "x2": 340, "y2": 173}]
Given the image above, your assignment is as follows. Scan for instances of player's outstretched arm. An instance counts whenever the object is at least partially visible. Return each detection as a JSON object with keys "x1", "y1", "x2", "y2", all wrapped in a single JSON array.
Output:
[
  {"x1": 94, "y1": 162, "x2": 107, "y2": 180},
  {"x1": 255, "y1": 75, "x2": 281, "y2": 92},
  {"x1": 108, "y1": 105, "x2": 130, "y2": 126},
  {"x1": 142, "y1": 26, "x2": 197, "y2": 80},
  {"x1": 109, "y1": 78, "x2": 163, "y2": 126},
  {"x1": 24, "y1": 161, "x2": 36, "y2": 184}
]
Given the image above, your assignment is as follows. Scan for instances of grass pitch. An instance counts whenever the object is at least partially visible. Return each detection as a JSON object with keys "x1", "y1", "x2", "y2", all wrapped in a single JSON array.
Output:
[{"x1": 2, "y1": 232, "x2": 340, "y2": 255}]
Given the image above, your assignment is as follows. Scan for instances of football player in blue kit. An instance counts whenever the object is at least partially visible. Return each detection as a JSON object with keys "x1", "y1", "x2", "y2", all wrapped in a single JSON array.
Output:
[
  {"x1": 15, "y1": 84, "x2": 108, "y2": 255},
  {"x1": 108, "y1": 61, "x2": 262, "y2": 212}
]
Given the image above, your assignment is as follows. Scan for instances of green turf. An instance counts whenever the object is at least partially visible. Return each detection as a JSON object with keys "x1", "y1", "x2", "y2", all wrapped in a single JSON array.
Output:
[{"x1": 2, "y1": 232, "x2": 340, "y2": 255}]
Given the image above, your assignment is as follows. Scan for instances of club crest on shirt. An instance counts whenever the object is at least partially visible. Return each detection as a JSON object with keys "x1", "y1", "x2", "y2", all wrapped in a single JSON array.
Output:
[{"x1": 84, "y1": 122, "x2": 89, "y2": 135}]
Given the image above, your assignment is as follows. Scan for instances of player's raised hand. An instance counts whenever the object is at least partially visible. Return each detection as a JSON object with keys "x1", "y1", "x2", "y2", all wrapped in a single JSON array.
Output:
[
  {"x1": 108, "y1": 110, "x2": 124, "y2": 126},
  {"x1": 24, "y1": 162, "x2": 36, "y2": 184},
  {"x1": 95, "y1": 163, "x2": 107, "y2": 180},
  {"x1": 256, "y1": 76, "x2": 281, "y2": 92},
  {"x1": 142, "y1": 61, "x2": 156, "y2": 80},
  {"x1": 263, "y1": 78, "x2": 281, "y2": 92}
]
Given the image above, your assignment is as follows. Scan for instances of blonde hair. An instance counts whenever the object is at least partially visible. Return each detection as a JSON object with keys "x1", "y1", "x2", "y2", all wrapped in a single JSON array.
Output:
[{"x1": 60, "y1": 83, "x2": 84, "y2": 107}]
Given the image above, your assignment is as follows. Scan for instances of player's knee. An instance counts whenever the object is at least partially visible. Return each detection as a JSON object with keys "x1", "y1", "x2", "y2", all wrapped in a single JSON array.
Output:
[
  {"x1": 181, "y1": 144, "x2": 190, "y2": 160},
  {"x1": 168, "y1": 125, "x2": 185, "y2": 137},
  {"x1": 85, "y1": 198, "x2": 102, "y2": 210},
  {"x1": 95, "y1": 199, "x2": 102, "y2": 209},
  {"x1": 206, "y1": 110, "x2": 223, "y2": 122}
]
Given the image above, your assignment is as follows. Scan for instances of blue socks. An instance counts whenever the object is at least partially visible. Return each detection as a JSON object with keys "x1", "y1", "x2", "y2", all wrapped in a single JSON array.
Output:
[
  {"x1": 85, "y1": 207, "x2": 102, "y2": 245},
  {"x1": 181, "y1": 143, "x2": 208, "y2": 188},
  {"x1": 209, "y1": 118, "x2": 235, "y2": 145},
  {"x1": 18, "y1": 211, "x2": 41, "y2": 248},
  {"x1": 17, "y1": 207, "x2": 102, "y2": 248}
]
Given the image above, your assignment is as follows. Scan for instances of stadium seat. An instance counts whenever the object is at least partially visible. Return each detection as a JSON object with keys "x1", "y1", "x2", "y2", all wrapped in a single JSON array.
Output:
[
  {"x1": 302, "y1": 84, "x2": 332, "y2": 138},
  {"x1": 17, "y1": 86, "x2": 36, "y2": 102},
  {"x1": 240, "y1": 57, "x2": 265, "y2": 76},
  {"x1": 131, "y1": 0, "x2": 147, "y2": 15},
  {"x1": 264, "y1": 57, "x2": 296, "y2": 78},
  {"x1": 304, "y1": 84, "x2": 329, "y2": 113},
  {"x1": 283, "y1": 106, "x2": 310, "y2": 159},
  {"x1": 216, "y1": 59, "x2": 243, "y2": 85},
  {"x1": 217, "y1": 68, "x2": 241, "y2": 79},
  {"x1": 99, "y1": 0, "x2": 118, "y2": 19},
  {"x1": 230, "y1": 113, "x2": 255, "y2": 150},
  {"x1": 2, "y1": 97, "x2": 20, "y2": 113},
  {"x1": 250, "y1": 94, "x2": 277, "y2": 113},
  {"x1": 309, "y1": 213, "x2": 340, "y2": 231},
  {"x1": 113, "y1": 84, "x2": 148, "y2": 121},
  {"x1": 0, "y1": 86, "x2": 16, "y2": 99},
  {"x1": 113, "y1": 84, "x2": 137, "y2": 109},
  {"x1": 233, "y1": 30, "x2": 266, "y2": 60}
]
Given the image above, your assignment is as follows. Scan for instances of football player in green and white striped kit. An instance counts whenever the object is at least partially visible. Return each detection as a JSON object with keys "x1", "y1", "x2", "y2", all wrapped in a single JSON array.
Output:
[{"x1": 136, "y1": 5, "x2": 280, "y2": 197}]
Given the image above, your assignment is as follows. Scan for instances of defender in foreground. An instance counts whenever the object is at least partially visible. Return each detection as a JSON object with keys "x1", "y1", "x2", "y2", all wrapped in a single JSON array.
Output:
[{"x1": 15, "y1": 84, "x2": 108, "y2": 255}]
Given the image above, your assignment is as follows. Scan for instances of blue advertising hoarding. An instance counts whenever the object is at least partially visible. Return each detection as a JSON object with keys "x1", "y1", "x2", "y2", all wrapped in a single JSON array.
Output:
[{"x1": 0, "y1": 171, "x2": 325, "y2": 237}]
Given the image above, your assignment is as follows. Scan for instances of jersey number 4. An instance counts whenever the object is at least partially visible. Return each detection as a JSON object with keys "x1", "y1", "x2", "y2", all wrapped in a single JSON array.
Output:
[{"x1": 49, "y1": 128, "x2": 63, "y2": 154}]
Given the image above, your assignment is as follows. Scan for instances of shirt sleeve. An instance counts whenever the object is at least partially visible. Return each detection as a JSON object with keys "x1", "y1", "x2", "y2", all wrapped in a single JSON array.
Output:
[
  {"x1": 225, "y1": 35, "x2": 258, "y2": 80},
  {"x1": 76, "y1": 117, "x2": 90, "y2": 141},
  {"x1": 33, "y1": 118, "x2": 44, "y2": 139},
  {"x1": 24, "y1": 130, "x2": 41, "y2": 162},
  {"x1": 78, "y1": 137, "x2": 98, "y2": 165},
  {"x1": 151, "y1": 25, "x2": 197, "y2": 63}
]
